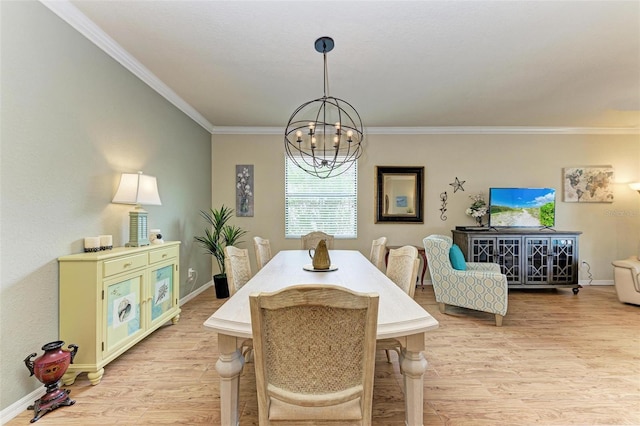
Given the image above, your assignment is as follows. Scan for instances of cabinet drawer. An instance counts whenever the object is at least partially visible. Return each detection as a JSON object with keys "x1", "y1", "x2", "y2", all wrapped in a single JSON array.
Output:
[
  {"x1": 103, "y1": 253, "x2": 147, "y2": 278},
  {"x1": 149, "y1": 246, "x2": 178, "y2": 264}
]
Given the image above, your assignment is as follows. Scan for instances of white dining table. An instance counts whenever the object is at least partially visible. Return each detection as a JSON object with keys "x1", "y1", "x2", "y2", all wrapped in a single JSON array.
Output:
[{"x1": 203, "y1": 250, "x2": 439, "y2": 426}]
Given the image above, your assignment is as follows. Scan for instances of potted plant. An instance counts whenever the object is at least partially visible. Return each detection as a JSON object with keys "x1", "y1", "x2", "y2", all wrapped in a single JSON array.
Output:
[{"x1": 195, "y1": 205, "x2": 247, "y2": 299}]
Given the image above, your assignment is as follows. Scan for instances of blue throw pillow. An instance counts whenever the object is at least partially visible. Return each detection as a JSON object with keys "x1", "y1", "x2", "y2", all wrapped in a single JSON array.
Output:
[{"x1": 449, "y1": 244, "x2": 467, "y2": 271}]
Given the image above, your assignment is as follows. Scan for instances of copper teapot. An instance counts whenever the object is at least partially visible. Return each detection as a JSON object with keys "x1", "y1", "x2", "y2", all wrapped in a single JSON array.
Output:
[{"x1": 308, "y1": 239, "x2": 331, "y2": 270}]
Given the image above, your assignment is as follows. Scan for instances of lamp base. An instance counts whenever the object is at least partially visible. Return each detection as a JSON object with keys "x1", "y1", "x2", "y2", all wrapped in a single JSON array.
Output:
[{"x1": 125, "y1": 209, "x2": 150, "y2": 247}]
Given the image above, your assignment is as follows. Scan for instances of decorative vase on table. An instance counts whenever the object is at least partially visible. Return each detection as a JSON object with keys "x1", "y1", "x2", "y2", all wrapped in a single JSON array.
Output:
[
  {"x1": 308, "y1": 239, "x2": 331, "y2": 270},
  {"x1": 466, "y1": 193, "x2": 488, "y2": 228},
  {"x1": 24, "y1": 340, "x2": 78, "y2": 423}
]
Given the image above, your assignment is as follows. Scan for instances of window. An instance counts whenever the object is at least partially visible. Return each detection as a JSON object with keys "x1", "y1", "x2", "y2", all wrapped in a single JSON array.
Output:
[{"x1": 285, "y1": 157, "x2": 357, "y2": 239}]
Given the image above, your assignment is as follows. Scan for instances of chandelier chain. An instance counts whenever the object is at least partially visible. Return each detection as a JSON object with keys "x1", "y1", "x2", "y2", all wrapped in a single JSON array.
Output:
[{"x1": 323, "y1": 52, "x2": 330, "y2": 98}]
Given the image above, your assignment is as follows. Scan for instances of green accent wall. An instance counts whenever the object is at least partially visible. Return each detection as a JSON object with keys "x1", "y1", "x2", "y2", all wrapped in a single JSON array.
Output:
[{"x1": 1, "y1": 1, "x2": 211, "y2": 411}]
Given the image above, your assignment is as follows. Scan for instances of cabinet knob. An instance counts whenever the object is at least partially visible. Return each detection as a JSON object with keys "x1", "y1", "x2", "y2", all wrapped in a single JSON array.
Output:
[
  {"x1": 162, "y1": 254, "x2": 167, "y2": 258},
  {"x1": 123, "y1": 262, "x2": 132, "y2": 268}
]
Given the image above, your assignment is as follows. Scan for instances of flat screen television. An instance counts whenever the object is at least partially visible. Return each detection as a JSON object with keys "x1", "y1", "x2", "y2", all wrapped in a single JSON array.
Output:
[{"x1": 488, "y1": 188, "x2": 556, "y2": 228}]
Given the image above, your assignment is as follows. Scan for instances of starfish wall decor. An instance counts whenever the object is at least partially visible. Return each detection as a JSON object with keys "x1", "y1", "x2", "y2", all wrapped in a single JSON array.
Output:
[{"x1": 449, "y1": 177, "x2": 466, "y2": 193}]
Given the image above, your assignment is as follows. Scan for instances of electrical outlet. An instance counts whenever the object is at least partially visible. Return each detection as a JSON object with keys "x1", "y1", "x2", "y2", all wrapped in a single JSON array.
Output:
[{"x1": 188, "y1": 268, "x2": 195, "y2": 278}]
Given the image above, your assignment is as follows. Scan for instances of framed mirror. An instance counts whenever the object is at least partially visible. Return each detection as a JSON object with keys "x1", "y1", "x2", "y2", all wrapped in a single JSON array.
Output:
[{"x1": 375, "y1": 166, "x2": 424, "y2": 223}]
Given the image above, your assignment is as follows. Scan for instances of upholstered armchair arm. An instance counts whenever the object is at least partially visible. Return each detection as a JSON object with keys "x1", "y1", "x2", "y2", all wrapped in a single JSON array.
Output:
[
  {"x1": 440, "y1": 269, "x2": 508, "y2": 316},
  {"x1": 467, "y1": 262, "x2": 501, "y2": 273},
  {"x1": 612, "y1": 256, "x2": 640, "y2": 293},
  {"x1": 612, "y1": 256, "x2": 640, "y2": 273}
]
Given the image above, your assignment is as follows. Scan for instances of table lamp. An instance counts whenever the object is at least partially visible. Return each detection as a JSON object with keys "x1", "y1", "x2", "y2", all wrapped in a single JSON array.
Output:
[
  {"x1": 112, "y1": 171, "x2": 162, "y2": 247},
  {"x1": 629, "y1": 182, "x2": 640, "y2": 195}
]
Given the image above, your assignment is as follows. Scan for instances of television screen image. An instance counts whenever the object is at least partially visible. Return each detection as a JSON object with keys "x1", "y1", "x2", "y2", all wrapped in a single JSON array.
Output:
[{"x1": 489, "y1": 188, "x2": 556, "y2": 228}]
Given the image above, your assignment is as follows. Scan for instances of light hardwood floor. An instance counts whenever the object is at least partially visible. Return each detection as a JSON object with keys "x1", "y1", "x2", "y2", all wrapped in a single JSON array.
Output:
[{"x1": 8, "y1": 285, "x2": 639, "y2": 425}]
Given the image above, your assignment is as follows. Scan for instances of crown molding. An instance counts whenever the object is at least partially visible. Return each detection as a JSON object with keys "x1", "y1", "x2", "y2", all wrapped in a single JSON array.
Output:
[
  {"x1": 40, "y1": 0, "x2": 215, "y2": 133},
  {"x1": 368, "y1": 126, "x2": 640, "y2": 135},
  {"x1": 37, "y1": 2, "x2": 640, "y2": 138},
  {"x1": 211, "y1": 126, "x2": 640, "y2": 135}
]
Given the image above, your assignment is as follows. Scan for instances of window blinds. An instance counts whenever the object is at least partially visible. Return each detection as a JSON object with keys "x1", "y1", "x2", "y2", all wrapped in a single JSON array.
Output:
[{"x1": 285, "y1": 157, "x2": 357, "y2": 239}]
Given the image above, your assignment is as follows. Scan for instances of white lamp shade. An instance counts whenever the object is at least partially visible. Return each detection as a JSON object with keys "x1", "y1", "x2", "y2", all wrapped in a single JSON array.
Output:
[
  {"x1": 112, "y1": 172, "x2": 162, "y2": 205},
  {"x1": 629, "y1": 182, "x2": 640, "y2": 192}
]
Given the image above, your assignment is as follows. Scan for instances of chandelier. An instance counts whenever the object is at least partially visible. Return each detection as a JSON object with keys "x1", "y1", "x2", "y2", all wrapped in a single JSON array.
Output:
[{"x1": 284, "y1": 37, "x2": 364, "y2": 179}]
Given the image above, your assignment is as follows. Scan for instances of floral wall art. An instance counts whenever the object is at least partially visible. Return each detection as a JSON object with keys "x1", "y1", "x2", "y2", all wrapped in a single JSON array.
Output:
[
  {"x1": 236, "y1": 165, "x2": 254, "y2": 216},
  {"x1": 563, "y1": 166, "x2": 615, "y2": 203}
]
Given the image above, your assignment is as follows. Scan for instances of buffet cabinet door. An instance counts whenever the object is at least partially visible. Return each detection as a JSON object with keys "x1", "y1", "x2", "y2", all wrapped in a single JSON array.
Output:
[
  {"x1": 524, "y1": 236, "x2": 578, "y2": 285},
  {"x1": 549, "y1": 237, "x2": 578, "y2": 284},
  {"x1": 103, "y1": 271, "x2": 145, "y2": 356},
  {"x1": 469, "y1": 236, "x2": 522, "y2": 283}
]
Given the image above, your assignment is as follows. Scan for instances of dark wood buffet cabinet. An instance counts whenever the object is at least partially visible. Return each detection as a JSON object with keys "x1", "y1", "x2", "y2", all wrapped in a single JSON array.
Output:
[{"x1": 452, "y1": 229, "x2": 582, "y2": 293}]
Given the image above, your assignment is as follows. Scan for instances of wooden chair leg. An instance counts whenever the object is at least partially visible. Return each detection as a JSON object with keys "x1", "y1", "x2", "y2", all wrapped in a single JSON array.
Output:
[
  {"x1": 385, "y1": 347, "x2": 403, "y2": 372},
  {"x1": 394, "y1": 347, "x2": 403, "y2": 374},
  {"x1": 438, "y1": 302, "x2": 446, "y2": 313},
  {"x1": 495, "y1": 314, "x2": 503, "y2": 327}
]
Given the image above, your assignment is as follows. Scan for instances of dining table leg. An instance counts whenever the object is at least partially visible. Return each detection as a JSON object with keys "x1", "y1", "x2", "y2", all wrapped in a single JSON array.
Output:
[
  {"x1": 401, "y1": 333, "x2": 428, "y2": 426},
  {"x1": 215, "y1": 334, "x2": 245, "y2": 426}
]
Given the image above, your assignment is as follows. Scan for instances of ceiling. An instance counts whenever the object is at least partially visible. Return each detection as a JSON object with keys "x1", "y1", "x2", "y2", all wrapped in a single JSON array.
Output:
[{"x1": 52, "y1": 1, "x2": 640, "y2": 133}]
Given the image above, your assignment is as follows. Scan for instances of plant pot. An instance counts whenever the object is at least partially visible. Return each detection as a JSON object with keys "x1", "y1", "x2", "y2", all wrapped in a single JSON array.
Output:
[{"x1": 213, "y1": 274, "x2": 229, "y2": 299}]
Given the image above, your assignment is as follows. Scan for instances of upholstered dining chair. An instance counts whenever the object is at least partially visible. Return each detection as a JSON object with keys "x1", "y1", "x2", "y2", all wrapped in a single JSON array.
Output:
[
  {"x1": 423, "y1": 234, "x2": 508, "y2": 326},
  {"x1": 378, "y1": 245, "x2": 419, "y2": 368},
  {"x1": 369, "y1": 237, "x2": 388, "y2": 272},
  {"x1": 301, "y1": 231, "x2": 334, "y2": 250},
  {"x1": 224, "y1": 246, "x2": 252, "y2": 296},
  {"x1": 250, "y1": 285, "x2": 379, "y2": 425},
  {"x1": 253, "y1": 236, "x2": 272, "y2": 271}
]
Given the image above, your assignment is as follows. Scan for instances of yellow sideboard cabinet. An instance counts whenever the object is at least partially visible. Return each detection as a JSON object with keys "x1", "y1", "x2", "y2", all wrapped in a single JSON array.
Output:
[{"x1": 58, "y1": 241, "x2": 180, "y2": 385}]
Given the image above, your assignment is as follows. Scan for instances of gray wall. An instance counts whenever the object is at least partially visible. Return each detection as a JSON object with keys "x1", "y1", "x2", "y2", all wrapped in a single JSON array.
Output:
[
  {"x1": 1, "y1": 2, "x2": 211, "y2": 411},
  {"x1": 211, "y1": 133, "x2": 640, "y2": 279}
]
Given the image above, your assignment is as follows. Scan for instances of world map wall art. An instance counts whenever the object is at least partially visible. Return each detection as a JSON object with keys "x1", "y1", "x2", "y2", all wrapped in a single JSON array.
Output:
[{"x1": 563, "y1": 166, "x2": 615, "y2": 203}]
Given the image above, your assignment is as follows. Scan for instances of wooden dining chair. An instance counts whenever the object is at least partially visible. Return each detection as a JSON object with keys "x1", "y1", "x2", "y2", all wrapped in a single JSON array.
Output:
[
  {"x1": 378, "y1": 245, "x2": 419, "y2": 370},
  {"x1": 369, "y1": 236, "x2": 387, "y2": 272},
  {"x1": 253, "y1": 236, "x2": 272, "y2": 271},
  {"x1": 224, "y1": 246, "x2": 252, "y2": 296},
  {"x1": 301, "y1": 231, "x2": 334, "y2": 250},
  {"x1": 250, "y1": 285, "x2": 379, "y2": 425},
  {"x1": 385, "y1": 245, "x2": 420, "y2": 298},
  {"x1": 223, "y1": 245, "x2": 254, "y2": 360}
]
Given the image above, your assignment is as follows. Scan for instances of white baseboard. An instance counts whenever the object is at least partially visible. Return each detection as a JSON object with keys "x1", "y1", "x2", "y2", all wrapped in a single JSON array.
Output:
[
  {"x1": 180, "y1": 280, "x2": 213, "y2": 305},
  {"x1": 0, "y1": 387, "x2": 42, "y2": 425},
  {"x1": 579, "y1": 280, "x2": 614, "y2": 286}
]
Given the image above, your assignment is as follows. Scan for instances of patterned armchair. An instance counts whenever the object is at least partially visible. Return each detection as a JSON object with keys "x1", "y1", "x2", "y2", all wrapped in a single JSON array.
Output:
[{"x1": 423, "y1": 234, "x2": 508, "y2": 326}]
